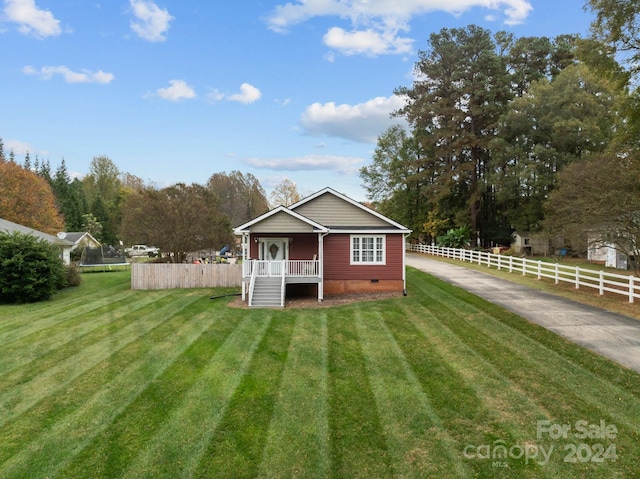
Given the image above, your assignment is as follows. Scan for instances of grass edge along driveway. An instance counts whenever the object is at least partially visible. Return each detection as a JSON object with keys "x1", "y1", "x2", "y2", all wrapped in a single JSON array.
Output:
[{"x1": 0, "y1": 268, "x2": 638, "y2": 478}]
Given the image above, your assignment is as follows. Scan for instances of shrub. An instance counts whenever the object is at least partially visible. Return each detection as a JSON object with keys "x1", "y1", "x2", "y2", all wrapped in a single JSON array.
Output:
[
  {"x1": 437, "y1": 225, "x2": 472, "y2": 248},
  {"x1": 0, "y1": 231, "x2": 67, "y2": 303},
  {"x1": 65, "y1": 263, "x2": 82, "y2": 287}
]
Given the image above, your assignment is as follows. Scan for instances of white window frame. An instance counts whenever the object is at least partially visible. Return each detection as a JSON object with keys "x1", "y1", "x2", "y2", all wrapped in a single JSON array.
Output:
[{"x1": 350, "y1": 235, "x2": 386, "y2": 265}]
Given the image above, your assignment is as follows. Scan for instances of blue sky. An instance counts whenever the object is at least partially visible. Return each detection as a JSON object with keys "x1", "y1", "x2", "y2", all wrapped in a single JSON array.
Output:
[{"x1": 1, "y1": 0, "x2": 595, "y2": 202}]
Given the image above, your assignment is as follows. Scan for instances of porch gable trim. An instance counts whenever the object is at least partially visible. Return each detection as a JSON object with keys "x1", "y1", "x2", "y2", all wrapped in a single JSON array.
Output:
[{"x1": 234, "y1": 205, "x2": 329, "y2": 234}]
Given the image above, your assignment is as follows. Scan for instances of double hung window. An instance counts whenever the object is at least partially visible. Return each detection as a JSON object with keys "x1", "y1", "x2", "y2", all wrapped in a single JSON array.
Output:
[{"x1": 351, "y1": 235, "x2": 385, "y2": 264}]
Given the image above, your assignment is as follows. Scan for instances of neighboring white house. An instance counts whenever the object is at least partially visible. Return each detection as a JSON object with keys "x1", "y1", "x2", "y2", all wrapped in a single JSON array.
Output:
[
  {"x1": 61, "y1": 232, "x2": 101, "y2": 261},
  {"x1": 0, "y1": 218, "x2": 75, "y2": 265}
]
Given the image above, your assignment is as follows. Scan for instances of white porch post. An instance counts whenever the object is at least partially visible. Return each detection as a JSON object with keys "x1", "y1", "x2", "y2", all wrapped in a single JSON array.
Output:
[
  {"x1": 241, "y1": 232, "x2": 249, "y2": 301},
  {"x1": 403, "y1": 233, "x2": 408, "y2": 295},
  {"x1": 318, "y1": 232, "x2": 325, "y2": 302}
]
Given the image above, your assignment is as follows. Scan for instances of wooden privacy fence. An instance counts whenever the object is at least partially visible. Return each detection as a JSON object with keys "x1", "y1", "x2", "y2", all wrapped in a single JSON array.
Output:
[
  {"x1": 408, "y1": 244, "x2": 640, "y2": 304},
  {"x1": 131, "y1": 263, "x2": 241, "y2": 290}
]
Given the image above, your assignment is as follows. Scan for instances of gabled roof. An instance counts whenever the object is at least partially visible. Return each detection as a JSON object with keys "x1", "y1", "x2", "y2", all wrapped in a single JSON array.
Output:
[
  {"x1": 235, "y1": 187, "x2": 411, "y2": 234},
  {"x1": 63, "y1": 232, "x2": 101, "y2": 246},
  {"x1": 289, "y1": 187, "x2": 411, "y2": 232},
  {"x1": 0, "y1": 218, "x2": 74, "y2": 246},
  {"x1": 234, "y1": 205, "x2": 329, "y2": 234}
]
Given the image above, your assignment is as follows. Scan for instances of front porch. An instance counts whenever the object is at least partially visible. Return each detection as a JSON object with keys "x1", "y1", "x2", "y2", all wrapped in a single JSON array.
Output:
[{"x1": 242, "y1": 259, "x2": 322, "y2": 308}]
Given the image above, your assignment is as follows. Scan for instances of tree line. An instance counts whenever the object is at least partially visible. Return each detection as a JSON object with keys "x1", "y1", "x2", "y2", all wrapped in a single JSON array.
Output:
[
  {"x1": 361, "y1": 17, "x2": 640, "y2": 259},
  {"x1": 0, "y1": 147, "x2": 275, "y2": 261}
]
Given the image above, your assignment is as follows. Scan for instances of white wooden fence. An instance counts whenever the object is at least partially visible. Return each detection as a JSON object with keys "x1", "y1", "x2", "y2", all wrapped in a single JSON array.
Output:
[
  {"x1": 408, "y1": 244, "x2": 640, "y2": 304},
  {"x1": 131, "y1": 263, "x2": 241, "y2": 290}
]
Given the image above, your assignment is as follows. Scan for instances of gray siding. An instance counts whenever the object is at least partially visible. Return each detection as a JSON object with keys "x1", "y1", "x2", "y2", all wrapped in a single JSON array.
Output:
[
  {"x1": 294, "y1": 193, "x2": 390, "y2": 228},
  {"x1": 251, "y1": 211, "x2": 315, "y2": 233}
]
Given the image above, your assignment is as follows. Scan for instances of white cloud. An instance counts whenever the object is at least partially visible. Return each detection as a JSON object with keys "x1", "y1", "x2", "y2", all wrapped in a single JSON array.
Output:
[
  {"x1": 323, "y1": 27, "x2": 413, "y2": 56},
  {"x1": 228, "y1": 83, "x2": 262, "y2": 104},
  {"x1": 207, "y1": 83, "x2": 263, "y2": 105},
  {"x1": 300, "y1": 95, "x2": 406, "y2": 143},
  {"x1": 4, "y1": 138, "x2": 32, "y2": 156},
  {"x1": 155, "y1": 79, "x2": 196, "y2": 101},
  {"x1": 3, "y1": 0, "x2": 61, "y2": 38},
  {"x1": 267, "y1": 0, "x2": 533, "y2": 55},
  {"x1": 207, "y1": 88, "x2": 225, "y2": 102},
  {"x1": 206, "y1": 84, "x2": 264, "y2": 105},
  {"x1": 23, "y1": 65, "x2": 114, "y2": 84},
  {"x1": 129, "y1": 0, "x2": 173, "y2": 42},
  {"x1": 245, "y1": 154, "x2": 365, "y2": 175}
]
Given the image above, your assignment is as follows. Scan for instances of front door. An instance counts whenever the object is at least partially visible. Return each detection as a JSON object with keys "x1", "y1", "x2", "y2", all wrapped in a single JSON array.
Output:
[
  {"x1": 258, "y1": 239, "x2": 288, "y2": 276},
  {"x1": 259, "y1": 239, "x2": 288, "y2": 261}
]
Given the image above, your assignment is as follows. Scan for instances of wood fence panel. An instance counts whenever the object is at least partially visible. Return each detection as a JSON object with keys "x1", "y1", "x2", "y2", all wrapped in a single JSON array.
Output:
[{"x1": 131, "y1": 263, "x2": 242, "y2": 290}]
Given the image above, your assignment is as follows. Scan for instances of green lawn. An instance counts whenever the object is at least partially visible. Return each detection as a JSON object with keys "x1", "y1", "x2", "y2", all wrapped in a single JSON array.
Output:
[{"x1": 0, "y1": 268, "x2": 638, "y2": 478}]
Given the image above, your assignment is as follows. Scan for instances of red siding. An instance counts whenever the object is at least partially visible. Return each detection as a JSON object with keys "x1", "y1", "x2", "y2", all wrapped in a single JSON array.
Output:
[
  {"x1": 249, "y1": 233, "x2": 318, "y2": 260},
  {"x1": 247, "y1": 232, "x2": 404, "y2": 282},
  {"x1": 324, "y1": 234, "x2": 403, "y2": 280}
]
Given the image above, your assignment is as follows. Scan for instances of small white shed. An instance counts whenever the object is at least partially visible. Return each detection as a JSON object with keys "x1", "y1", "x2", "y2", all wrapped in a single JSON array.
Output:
[{"x1": 587, "y1": 239, "x2": 628, "y2": 270}]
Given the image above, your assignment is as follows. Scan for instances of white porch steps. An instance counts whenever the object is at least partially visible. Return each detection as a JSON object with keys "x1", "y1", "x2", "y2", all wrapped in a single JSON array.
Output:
[{"x1": 250, "y1": 277, "x2": 283, "y2": 308}]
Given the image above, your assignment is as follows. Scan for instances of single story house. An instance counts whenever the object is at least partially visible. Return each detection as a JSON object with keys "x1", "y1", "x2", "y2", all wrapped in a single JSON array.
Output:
[
  {"x1": 234, "y1": 187, "x2": 412, "y2": 307},
  {"x1": 61, "y1": 232, "x2": 101, "y2": 263},
  {"x1": 64, "y1": 232, "x2": 101, "y2": 251},
  {"x1": 0, "y1": 217, "x2": 75, "y2": 265}
]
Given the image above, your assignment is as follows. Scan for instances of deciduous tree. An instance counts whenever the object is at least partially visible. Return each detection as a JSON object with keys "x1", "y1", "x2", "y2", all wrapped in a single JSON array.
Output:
[
  {"x1": 119, "y1": 183, "x2": 233, "y2": 263},
  {"x1": 82, "y1": 156, "x2": 123, "y2": 244},
  {"x1": 588, "y1": 0, "x2": 640, "y2": 75},
  {"x1": 269, "y1": 178, "x2": 301, "y2": 207},
  {"x1": 496, "y1": 63, "x2": 623, "y2": 232},
  {"x1": 0, "y1": 161, "x2": 64, "y2": 234},
  {"x1": 544, "y1": 152, "x2": 640, "y2": 272},
  {"x1": 207, "y1": 171, "x2": 269, "y2": 226},
  {"x1": 360, "y1": 125, "x2": 433, "y2": 239}
]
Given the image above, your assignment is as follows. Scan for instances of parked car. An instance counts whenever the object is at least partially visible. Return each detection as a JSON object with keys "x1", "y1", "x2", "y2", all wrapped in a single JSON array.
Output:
[{"x1": 125, "y1": 244, "x2": 159, "y2": 257}]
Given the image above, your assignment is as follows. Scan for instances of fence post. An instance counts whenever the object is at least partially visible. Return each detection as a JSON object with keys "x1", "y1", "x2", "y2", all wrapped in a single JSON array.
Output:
[
  {"x1": 537, "y1": 260, "x2": 542, "y2": 280},
  {"x1": 630, "y1": 276, "x2": 635, "y2": 304},
  {"x1": 555, "y1": 263, "x2": 559, "y2": 284},
  {"x1": 509, "y1": 256, "x2": 513, "y2": 273},
  {"x1": 497, "y1": 253, "x2": 501, "y2": 270},
  {"x1": 599, "y1": 270, "x2": 604, "y2": 296},
  {"x1": 575, "y1": 266, "x2": 580, "y2": 289}
]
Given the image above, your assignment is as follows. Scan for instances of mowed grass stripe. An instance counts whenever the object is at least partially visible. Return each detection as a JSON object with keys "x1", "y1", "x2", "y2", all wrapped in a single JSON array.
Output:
[
  {"x1": 0, "y1": 272, "x2": 131, "y2": 331},
  {"x1": 193, "y1": 312, "x2": 297, "y2": 479},
  {"x1": 355, "y1": 308, "x2": 472, "y2": 479},
  {"x1": 54, "y1": 300, "x2": 240, "y2": 479},
  {"x1": 0, "y1": 297, "x2": 221, "y2": 478},
  {"x1": 406, "y1": 270, "x2": 640, "y2": 473},
  {"x1": 0, "y1": 289, "x2": 145, "y2": 345},
  {"x1": 0, "y1": 291, "x2": 167, "y2": 376},
  {"x1": 0, "y1": 292, "x2": 202, "y2": 427},
  {"x1": 397, "y1": 300, "x2": 543, "y2": 436},
  {"x1": 0, "y1": 295, "x2": 234, "y2": 475},
  {"x1": 392, "y1": 301, "x2": 567, "y2": 477},
  {"x1": 259, "y1": 311, "x2": 330, "y2": 479},
  {"x1": 120, "y1": 312, "x2": 274, "y2": 479},
  {"x1": 327, "y1": 306, "x2": 392, "y2": 479},
  {"x1": 413, "y1": 277, "x2": 640, "y2": 432}
]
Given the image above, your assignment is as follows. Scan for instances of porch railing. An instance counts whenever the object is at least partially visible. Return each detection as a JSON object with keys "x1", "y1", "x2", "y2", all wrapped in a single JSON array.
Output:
[{"x1": 243, "y1": 260, "x2": 320, "y2": 278}]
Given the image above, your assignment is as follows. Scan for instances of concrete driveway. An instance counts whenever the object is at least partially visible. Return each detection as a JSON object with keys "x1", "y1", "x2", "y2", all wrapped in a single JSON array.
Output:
[{"x1": 407, "y1": 253, "x2": 640, "y2": 374}]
